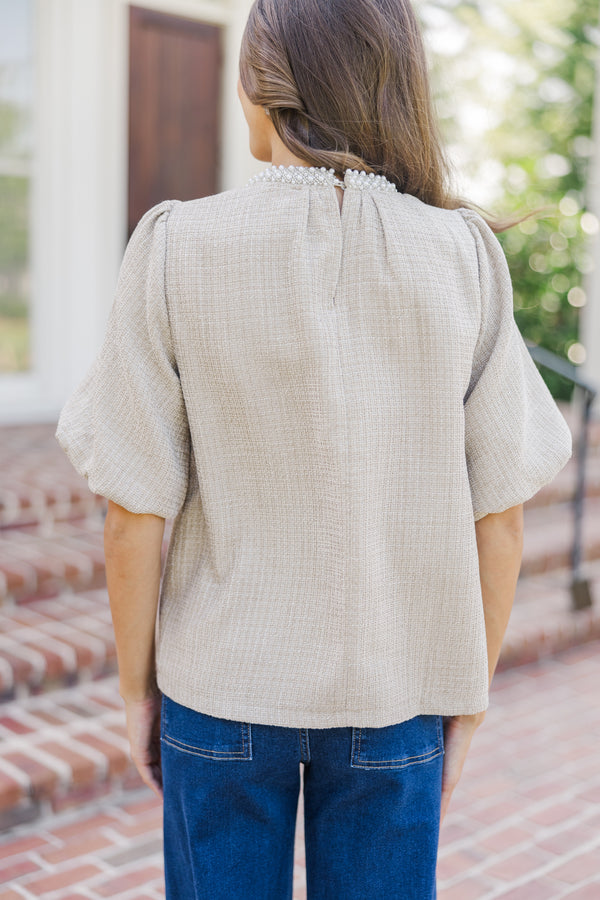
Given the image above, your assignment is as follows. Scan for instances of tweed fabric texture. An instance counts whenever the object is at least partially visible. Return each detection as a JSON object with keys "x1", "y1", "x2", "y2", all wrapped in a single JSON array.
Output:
[{"x1": 56, "y1": 174, "x2": 573, "y2": 728}]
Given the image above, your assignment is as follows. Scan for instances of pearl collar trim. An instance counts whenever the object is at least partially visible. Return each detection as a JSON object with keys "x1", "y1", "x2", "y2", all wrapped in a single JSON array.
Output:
[{"x1": 246, "y1": 165, "x2": 397, "y2": 193}]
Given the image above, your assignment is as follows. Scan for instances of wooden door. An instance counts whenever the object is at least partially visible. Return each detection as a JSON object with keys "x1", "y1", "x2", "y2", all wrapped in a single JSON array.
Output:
[{"x1": 128, "y1": 5, "x2": 222, "y2": 237}]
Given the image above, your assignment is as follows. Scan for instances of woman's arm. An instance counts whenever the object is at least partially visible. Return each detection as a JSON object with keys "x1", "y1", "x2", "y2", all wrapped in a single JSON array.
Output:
[
  {"x1": 476, "y1": 503, "x2": 525, "y2": 687},
  {"x1": 440, "y1": 503, "x2": 524, "y2": 823},
  {"x1": 104, "y1": 500, "x2": 166, "y2": 794}
]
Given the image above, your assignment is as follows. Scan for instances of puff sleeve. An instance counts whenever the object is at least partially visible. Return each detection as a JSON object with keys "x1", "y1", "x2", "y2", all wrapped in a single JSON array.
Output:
[
  {"x1": 459, "y1": 208, "x2": 573, "y2": 521},
  {"x1": 55, "y1": 199, "x2": 190, "y2": 518}
]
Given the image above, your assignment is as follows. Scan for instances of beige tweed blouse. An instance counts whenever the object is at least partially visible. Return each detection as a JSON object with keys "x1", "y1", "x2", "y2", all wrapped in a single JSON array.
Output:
[{"x1": 56, "y1": 166, "x2": 572, "y2": 728}]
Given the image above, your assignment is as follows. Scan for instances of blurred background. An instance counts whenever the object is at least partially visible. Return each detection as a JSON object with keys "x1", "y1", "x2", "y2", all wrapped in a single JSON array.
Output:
[
  {"x1": 0, "y1": 2, "x2": 599, "y2": 899},
  {"x1": 0, "y1": 0, "x2": 599, "y2": 416}
]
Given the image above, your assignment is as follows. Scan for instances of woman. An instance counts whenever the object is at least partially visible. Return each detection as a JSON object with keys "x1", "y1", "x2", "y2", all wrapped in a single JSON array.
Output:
[{"x1": 56, "y1": 0, "x2": 573, "y2": 897}]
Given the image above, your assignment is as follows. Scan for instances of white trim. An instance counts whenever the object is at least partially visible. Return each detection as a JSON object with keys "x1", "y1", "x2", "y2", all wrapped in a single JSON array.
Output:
[
  {"x1": 122, "y1": 0, "x2": 233, "y2": 26},
  {"x1": 221, "y1": 0, "x2": 264, "y2": 191},
  {"x1": 582, "y1": 46, "x2": 600, "y2": 408},
  {"x1": 0, "y1": 0, "x2": 259, "y2": 423}
]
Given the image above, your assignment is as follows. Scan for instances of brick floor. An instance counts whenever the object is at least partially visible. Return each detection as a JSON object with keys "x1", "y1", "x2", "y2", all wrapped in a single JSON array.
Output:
[
  {"x1": 0, "y1": 640, "x2": 597, "y2": 899},
  {"x1": 0, "y1": 678, "x2": 142, "y2": 830},
  {"x1": 0, "y1": 590, "x2": 116, "y2": 700},
  {"x1": 0, "y1": 426, "x2": 104, "y2": 531},
  {"x1": 500, "y1": 559, "x2": 600, "y2": 672}
]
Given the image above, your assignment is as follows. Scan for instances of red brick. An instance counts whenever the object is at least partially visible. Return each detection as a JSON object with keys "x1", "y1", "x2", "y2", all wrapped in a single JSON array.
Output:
[
  {"x1": 24, "y1": 863, "x2": 103, "y2": 895},
  {"x1": 52, "y1": 781, "x2": 113, "y2": 814},
  {"x1": 40, "y1": 831, "x2": 115, "y2": 864},
  {"x1": 120, "y1": 795, "x2": 162, "y2": 817},
  {"x1": 0, "y1": 715, "x2": 34, "y2": 735},
  {"x1": 26, "y1": 709, "x2": 67, "y2": 726},
  {"x1": 537, "y1": 822, "x2": 599, "y2": 855},
  {"x1": 438, "y1": 819, "x2": 480, "y2": 844},
  {"x1": 488, "y1": 882, "x2": 559, "y2": 900},
  {"x1": 0, "y1": 771, "x2": 25, "y2": 811},
  {"x1": 48, "y1": 811, "x2": 119, "y2": 841},
  {"x1": 37, "y1": 741, "x2": 97, "y2": 786},
  {"x1": 484, "y1": 847, "x2": 555, "y2": 881},
  {"x1": 89, "y1": 694, "x2": 123, "y2": 712},
  {"x1": 471, "y1": 798, "x2": 525, "y2": 824},
  {"x1": 3, "y1": 751, "x2": 59, "y2": 800},
  {"x1": 73, "y1": 733, "x2": 129, "y2": 777},
  {"x1": 58, "y1": 701, "x2": 100, "y2": 719},
  {"x1": 477, "y1": 825, "x2": 533, "y2": 853},
  {"x1": 46, "y1": 634, "x2": 95, "y2": 669},
  {"x1": 526, "y1": 800, "x2": 583, "y2": 827},
  {"x1": 562, "y1": 885, "x2": 600, "y2": 899},
  {"x1": 94, "y1": 865, "x2": 163, "y2": 897},
  {"x1": 0, "y1": 654, "x2": 35, "y2": 688},
  {"x1": 438, "y1": 877, "x2": 494, "y2": 900},
  {"x1": 0, "y1": 834, "x2": 49, "y2": 860},
  {"x1": 22, "y1": 641, "x2": 71, "y2": 679},
  {"x1": 550, "y1": 850, "x2": 600, "y2": 884},
  {"x1": 0, "y1": 856, "x2": 40, "y2": 884},
  {"x1": 60, "y1": 896, "x2": 99, "y2": 900},
  {"x1": 60, "y1": 896, "x2": 98, "y2": 900},
  {"x1": 111, "y1": 808, "x2": 163, "y2": 838},
  {"x1": 436, "y1": 847, "x2": 487, "y2": 881},
  {"x1": 0, "y1": 562, "x2": 34, "y2": 594}
]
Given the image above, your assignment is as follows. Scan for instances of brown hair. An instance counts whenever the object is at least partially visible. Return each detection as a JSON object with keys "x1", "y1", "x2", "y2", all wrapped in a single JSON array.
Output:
[{"x1": 239, "y1": 0, "x2": 518, "y2": 232}]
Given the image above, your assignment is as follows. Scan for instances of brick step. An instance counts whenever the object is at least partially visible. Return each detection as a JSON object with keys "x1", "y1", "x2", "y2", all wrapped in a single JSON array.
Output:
[
  {"x1": 528, "y1": 452, "x2": 600, "y2": 508},
  {"x1": 0, "y1": 787, "x2": 166, "y2": 898},
  {"x1": 0, "y1": 425, "x2": 106, "y2": 531},
  {"x1": 521, "y1": 495, "x2": 600, "y2": 577},
  {"x1": 0, "y1": 589, "x2": 116, "y2": 702},
  {"x1": 1, "y1": 571, "x2": 599, "y2": 831},
  {"x1": 1, "y1": 642, "x2": 600, "y2": 899},
  {"x1": 0, "y1": 788, "x2": 165, "y2": 898},
  {"x1": 499, "y1": 559, "x2": 600, "y2": 672},
  {"x1": 0, "y1": 519, "x2": 107, "y2": 606},
  {"x1": 0, "y1": 412, "x2": 597, "y2": 529},
  {"x1": 0, "y1": 481, "x2": 105, "y2": 532},
  {"x1": 1, "y1": 495, "x2": 593, "y2": 608},
  {"x1": 0, "y1": 676, "x2": 143, "y2": 832},
  {"x1": 1, "y1": 548, "x2": 598, "y2": 706}
]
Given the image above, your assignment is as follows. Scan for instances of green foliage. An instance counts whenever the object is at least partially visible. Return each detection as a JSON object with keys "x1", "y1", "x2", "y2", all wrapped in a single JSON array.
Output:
[
  {"x1": 0, "y1": 315, "x2": 29, "y2": 371},
  {"x1": 0, "y1": 84, "x2": 31, "y2": 372},
  {"x1": 421, "y1": 0, "x2": 600, "y2": 400},
  {"x1": 0, "y1": 174, "x2": 29, "y2": 270}
]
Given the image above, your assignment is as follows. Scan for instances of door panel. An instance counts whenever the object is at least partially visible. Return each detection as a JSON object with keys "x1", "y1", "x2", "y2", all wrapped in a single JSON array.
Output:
[{"x1": 128, "y1": 5, "x2": 222, "y2": 236}]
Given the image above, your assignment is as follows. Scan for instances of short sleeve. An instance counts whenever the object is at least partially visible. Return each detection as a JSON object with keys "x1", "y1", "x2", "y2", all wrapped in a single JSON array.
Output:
[
  {"x1": 459, "y1": 208, "x2": 573, "y2": 521},
  {"x1": 55, "y1": 199, "x2": 190, "y2": 518}
]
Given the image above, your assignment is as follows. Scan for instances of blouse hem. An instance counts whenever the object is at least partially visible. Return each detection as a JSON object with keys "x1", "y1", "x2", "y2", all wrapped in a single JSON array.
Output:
[{"x1": 156, "y1": 669, "x2": 490, "y2": 729}]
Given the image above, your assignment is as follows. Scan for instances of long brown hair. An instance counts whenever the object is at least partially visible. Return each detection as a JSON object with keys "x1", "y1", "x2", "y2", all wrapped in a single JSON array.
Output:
[{"x1": 239, "y1": 0, "x2": 518, "y2": 232}]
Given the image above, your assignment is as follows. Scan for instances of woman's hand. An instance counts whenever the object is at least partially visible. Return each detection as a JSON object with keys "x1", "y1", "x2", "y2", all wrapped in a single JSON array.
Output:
[
  {"x1": 440, "y1": 711, "x2": 486, "y2": 823},
  {"x1": 123, "y1": 692, "x2": 163, "y2": 797}
]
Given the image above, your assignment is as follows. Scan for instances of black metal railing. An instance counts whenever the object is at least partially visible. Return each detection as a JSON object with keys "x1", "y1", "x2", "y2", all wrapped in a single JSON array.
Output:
[{"x1": 526, "y1": 341, "x2": 597, "y2": 611}]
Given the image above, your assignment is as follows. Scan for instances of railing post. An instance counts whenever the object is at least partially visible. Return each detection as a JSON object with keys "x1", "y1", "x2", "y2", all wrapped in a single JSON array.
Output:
[{"x1": 571, "y1": 386, "x2": 594, "y2": 611}]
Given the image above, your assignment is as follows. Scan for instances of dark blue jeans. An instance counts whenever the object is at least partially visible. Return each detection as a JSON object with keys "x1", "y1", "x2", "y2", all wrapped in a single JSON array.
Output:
[{"x1": 160, "y1": 693, "x2": 444, "y2": 899}]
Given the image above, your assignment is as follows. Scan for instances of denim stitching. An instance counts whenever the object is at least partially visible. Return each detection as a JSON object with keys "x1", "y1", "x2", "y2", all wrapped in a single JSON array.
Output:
[
  {"x1": 350, "y1": 726, "x2": 358, "y2": 763},
  {"x1": 162, "y1": 696, "x2": 252, "y2": 759},
  {"x1": 161, "y1": 735, "x2": 252, "y2": 760},
  {"x1": 298, "y1": 728, "x2": 311, "y2": 763},
  {"x1": 350, "y1": 746, "x2": 443, "y2": 770},
  {"x1": 351, "y1": 719, "x2": 443, "y2": 768},
  {"x1": 242, "y1": 722, "x2": 253, "y2": 759}
]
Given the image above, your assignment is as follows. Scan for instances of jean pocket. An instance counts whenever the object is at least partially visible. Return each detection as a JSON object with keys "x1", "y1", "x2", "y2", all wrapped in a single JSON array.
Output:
[
  {"x1": 160, "y1": 694, "x2": 253, "y2": 761},
  {"x1": 350, "y1": 714, "x2": 443, "y2": 770}
]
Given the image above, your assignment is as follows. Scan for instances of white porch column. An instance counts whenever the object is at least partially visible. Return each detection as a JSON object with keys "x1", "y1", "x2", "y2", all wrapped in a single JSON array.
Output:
[{"x1": 582, "y1": 19, "x2": 600, "y2": 408}]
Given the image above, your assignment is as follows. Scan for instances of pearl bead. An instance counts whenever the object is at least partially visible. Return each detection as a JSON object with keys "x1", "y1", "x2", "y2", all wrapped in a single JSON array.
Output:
[{"x1": 246, "y1": 165, "x2": 397, "y2": 193}]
